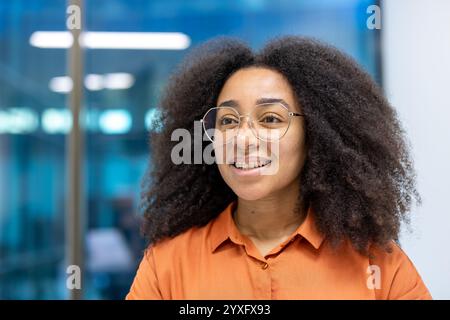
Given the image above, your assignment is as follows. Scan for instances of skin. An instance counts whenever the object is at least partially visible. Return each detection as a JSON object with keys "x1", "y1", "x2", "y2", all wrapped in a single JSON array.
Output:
[{"x1": 216, "y1": 67, "x2": 308, "y2": 258}]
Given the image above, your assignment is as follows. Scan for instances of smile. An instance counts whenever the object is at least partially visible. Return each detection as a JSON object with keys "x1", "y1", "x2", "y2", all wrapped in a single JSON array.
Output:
[{"x1": 231, "y1": 159, "x2": 272, "y2": 170}]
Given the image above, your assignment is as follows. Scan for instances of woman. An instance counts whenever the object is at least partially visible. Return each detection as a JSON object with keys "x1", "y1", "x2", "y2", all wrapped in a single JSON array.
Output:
[{"x1": 126, "y1": 36, "x2": 431, "y2": 299}]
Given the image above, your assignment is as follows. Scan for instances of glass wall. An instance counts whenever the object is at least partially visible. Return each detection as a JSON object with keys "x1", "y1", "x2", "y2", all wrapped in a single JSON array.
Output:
[
  {"x1": 0, "y1": 0, "x2": 381, "y2": 299},
  {"x1": 0, "y1": 1, "x2": 68, "y2": 299}
]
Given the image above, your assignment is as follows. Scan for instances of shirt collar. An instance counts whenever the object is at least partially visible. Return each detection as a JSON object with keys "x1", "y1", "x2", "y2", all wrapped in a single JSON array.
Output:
[{"x1": 210, "y1": 200, "x2": 326, "y2": 253}]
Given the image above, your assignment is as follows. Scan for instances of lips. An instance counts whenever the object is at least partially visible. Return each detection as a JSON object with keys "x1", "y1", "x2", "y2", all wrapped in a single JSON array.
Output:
[
  {"x1": 232, "y1": 159, "x2": 272, "y2": 170},
  {"x1": 228, "y1": 155, "x2": 273, "y2": 175}
]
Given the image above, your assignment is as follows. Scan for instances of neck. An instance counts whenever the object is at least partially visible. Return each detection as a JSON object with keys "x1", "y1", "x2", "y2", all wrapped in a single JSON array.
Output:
[{"x1": 233, "y1": 180, "x2": 306, "y2": 241}]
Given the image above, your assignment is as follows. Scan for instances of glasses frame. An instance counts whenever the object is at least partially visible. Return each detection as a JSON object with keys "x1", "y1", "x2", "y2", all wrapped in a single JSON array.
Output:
[{"x1": 200, "y1": 102, "x2": 305, "y2": 143}]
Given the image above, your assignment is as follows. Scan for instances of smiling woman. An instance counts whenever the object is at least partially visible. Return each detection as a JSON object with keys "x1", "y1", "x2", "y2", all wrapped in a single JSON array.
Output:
[{"x1": 126, "y1": 36, "x2": 432, "y2": 300}]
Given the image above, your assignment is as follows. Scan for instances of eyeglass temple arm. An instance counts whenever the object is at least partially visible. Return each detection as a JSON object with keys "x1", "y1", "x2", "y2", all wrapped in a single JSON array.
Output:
[{"x1": 289, "y1": 112, "x2": 305, "y2": 117}]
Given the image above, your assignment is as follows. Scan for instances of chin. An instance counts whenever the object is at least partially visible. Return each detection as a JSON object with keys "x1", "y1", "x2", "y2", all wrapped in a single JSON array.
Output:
[{"x1": 229, "y1": 186, "x2": 271, "y2": 201}]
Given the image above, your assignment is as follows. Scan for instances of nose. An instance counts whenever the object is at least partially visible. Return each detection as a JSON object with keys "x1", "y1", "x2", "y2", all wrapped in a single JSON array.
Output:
[
  {"x1": 235, "y1": 115, "x2": 258, "y2": 147},
  {"x1": 239, "y1": 114, "x2": 253, "y2": 130}
]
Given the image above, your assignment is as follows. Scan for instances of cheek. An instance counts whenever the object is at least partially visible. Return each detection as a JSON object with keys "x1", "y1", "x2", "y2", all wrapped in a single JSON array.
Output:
[
  {"x1": 217, "y1": 162, "x2": 228, "y2": 179},
  {"x1": 217, "y1": 161, "x2": 235, "y2": 188},
  {"x1": 278, "y1": 135, "x2": 305, "y2": 177}
]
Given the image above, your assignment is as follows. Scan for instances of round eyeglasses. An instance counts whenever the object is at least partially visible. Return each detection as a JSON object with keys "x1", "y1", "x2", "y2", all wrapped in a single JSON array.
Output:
[{"x1": 200, "y1": 102, "x2": 305, "y2": 142}]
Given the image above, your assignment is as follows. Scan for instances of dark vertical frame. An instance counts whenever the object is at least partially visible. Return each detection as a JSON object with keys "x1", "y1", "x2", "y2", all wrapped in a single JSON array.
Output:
[
  {"x1": 375, "y1": 0, "x2": 383, "y2": 87},
  {"x1": 66, "y1": 0, "x2": 84, "y2": 300}
]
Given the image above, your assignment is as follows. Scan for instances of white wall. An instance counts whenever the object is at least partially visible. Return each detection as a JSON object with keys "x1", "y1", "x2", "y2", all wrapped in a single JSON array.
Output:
[{"x1": 382, "y1": 0, "x2": 450, "y2": 299}]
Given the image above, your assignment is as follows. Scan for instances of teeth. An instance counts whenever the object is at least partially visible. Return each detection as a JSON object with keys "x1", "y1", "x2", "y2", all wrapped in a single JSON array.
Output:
[{"x1": 234, "y1": 160, "x2": 271, "y2": 170}]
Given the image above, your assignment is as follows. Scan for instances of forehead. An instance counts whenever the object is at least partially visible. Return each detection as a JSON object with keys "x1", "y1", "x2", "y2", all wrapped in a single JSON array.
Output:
[
  {"x1": 221, "y1": 67, "x2": 293, "y2": 93},
  {"x1": 217, "y1": 67, "x2": 299, "y2": 111}
]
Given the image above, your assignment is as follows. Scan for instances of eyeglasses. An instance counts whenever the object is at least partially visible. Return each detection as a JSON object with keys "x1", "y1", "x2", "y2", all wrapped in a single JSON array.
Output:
[{"x1": 200, "y1": 102, "x2": 305, "y2": 143}]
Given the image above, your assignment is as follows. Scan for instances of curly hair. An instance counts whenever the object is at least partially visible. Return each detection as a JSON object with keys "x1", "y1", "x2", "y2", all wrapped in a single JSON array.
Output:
[{"x1": 141, "y1": 36, "x2": 421, "y2": 256}]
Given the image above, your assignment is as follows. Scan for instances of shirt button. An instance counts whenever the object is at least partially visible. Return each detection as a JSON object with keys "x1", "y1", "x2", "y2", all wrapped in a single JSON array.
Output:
[{"x1": 261, "y1": 262, "x2": 269, "y2": 270}]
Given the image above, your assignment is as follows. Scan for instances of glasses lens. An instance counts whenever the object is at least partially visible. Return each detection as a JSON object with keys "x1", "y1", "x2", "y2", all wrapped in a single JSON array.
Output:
[
  {"x1": 203, "y1": 107, "x2": 239, "y2": 142},
  {"x1": 251, "y1": 103, "x2": 290, "y2": 141}
]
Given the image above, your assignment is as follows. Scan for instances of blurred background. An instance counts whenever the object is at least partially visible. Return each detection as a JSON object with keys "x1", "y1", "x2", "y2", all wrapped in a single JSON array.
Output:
[{"x1": 0, "y1": 0, "x2": 449, "y2": 299}]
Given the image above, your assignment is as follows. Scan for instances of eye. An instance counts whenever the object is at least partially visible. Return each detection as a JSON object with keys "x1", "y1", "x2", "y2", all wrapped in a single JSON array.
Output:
[
  {"x1": 220, "y1": 116, "x2": 239, "y2": 126},
  {"x1": 260, "y1": 114, "x2": 282, "y2": 123}
]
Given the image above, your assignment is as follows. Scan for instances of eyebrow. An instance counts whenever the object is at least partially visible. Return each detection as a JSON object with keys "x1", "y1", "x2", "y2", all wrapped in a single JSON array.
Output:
[{"x1": 217, "y1": 98, "x2": 291, "y2": 109}]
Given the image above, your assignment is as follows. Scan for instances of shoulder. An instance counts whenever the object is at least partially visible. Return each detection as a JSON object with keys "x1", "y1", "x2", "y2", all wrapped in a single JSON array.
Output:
[
  {"x1": 368, "y1": 241, "x2": 432, "y2": 299},
  {"x1": 369, "y1": 241, "x2": 410, "y2": 268},
  {"x1": 368, "y1": 241, "x2": 421, "y2": 274},
  {"x1": 149, "y1": 218, "x2": 216, "y2": 265}
]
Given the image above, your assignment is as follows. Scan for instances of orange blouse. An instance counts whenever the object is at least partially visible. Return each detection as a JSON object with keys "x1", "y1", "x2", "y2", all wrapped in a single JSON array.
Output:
[{"x1": 126, "y1": 201, "x2": 432, "y2": 300}]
